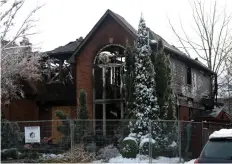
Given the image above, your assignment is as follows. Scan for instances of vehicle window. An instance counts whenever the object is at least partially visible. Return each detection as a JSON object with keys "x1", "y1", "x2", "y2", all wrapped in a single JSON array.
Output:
[{"x1": 201, "y1": 139, "x2": 232, "y2": 159}]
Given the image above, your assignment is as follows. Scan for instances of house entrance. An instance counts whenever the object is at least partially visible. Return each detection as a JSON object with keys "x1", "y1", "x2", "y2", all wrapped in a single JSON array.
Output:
[{"x1": 93, "y1": 44, "x2": 125, "y2": 135}]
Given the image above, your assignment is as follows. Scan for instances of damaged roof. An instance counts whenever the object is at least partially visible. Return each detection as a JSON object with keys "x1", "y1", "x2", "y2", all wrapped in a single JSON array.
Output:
[
  {"x1": 49, "y1": 9, "x2": 216, "y2": 75},
  {"x1": 199, "y1": 108, "x2": 232, "y2": 120},
  {"x1": 200, "y1": 109, "x2": 223, "y2": 118},
  {"x1": 111, "y1": 10, "x2": 215, "y2": 74},
  {"x1": 46, "y1": 37, "x2": 83, "y2": 60}
]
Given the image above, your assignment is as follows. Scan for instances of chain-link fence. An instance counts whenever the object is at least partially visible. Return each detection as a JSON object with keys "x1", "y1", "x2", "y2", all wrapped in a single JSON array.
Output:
[{"x1": 1, "y1": 119, "x2": 231, "y2": 163}]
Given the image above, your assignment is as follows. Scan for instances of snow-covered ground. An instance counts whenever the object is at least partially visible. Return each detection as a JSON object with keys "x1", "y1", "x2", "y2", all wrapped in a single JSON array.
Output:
[
  {"x1": 41, "y1": 153, "x2": 195, "y2": 163},
  {"x1": 92, "y1": 155, "x2": 195, "y2": 163},
  {"x1": 183, "y1": 159, "x2": 196, "y2": 164}
]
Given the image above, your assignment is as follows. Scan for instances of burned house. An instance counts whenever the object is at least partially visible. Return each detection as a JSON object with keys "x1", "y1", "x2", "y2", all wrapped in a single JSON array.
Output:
[
  {"x1": 2, "y1": 9, "x2": 219, "y2": 138},
  {"x1": 1, "y1": 38, "x2": 82, "y2": 143},
  {"x1": 67, "y1": 9, "x2": 218, "y2": 134}
]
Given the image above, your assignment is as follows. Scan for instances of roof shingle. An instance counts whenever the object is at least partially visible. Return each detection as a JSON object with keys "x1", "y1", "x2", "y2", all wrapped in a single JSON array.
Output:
[{"x1": 46, "y1": 37, "x2": 83, "y2": 60}]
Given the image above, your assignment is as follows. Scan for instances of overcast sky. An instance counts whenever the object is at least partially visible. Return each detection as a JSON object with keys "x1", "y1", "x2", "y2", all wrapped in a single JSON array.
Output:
[{"x1": 7, "y1": 0, "x2": 232, "y2": 53}]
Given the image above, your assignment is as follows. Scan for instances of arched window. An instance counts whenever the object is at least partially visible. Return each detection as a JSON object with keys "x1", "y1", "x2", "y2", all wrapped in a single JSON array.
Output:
[{"x1": 93, "y1": 44, "x2": 126, "y2": 135}]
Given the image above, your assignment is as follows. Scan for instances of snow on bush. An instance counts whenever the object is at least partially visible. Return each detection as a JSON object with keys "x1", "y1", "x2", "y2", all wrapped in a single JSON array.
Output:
[
  {"x1": 123, "y1": 136, "x2": 138, "y2": 145},
  {"x1": 139, "y1": 137, "x2": 155, "y2": 148},
  {"x1": 150, "y1": 39, "x2": 157, "y2": 44},
  {"x1": 96, "y1": 144, "x2": 119, "y2": 161},
  {"x1": 41, "y1": 154, "x2": 64, "y2": 159},
  {"x1": 139, "y1": 137, "x2": 156, "y2": 156},
  {"x1": 169, "y1": 141, "x2": 177, "y2": 148},
  {"x1": 209, "y1": 129, "x2": 232, "y2": 139},
  {"x1": 120, "y1": 138, "x2": 139, "y2": 158}
]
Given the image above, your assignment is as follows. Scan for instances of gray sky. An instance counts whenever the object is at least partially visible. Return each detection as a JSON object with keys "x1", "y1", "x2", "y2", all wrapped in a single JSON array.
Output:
[{"x1": 10, "y1": 0, "x2": 232, "y2": 53}]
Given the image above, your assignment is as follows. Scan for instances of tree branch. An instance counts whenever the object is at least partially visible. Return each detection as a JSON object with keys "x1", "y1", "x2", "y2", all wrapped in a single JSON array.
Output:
[
  {"x1": 168, "y1": 16, "x2": 191, "y2": 57},
  {"x1": 1, "y1": 0, "x2": 44, "y2": 50}
]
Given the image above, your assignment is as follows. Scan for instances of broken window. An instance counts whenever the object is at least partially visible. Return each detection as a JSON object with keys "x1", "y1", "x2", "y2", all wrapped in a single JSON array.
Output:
[
  {"x1": 94, "y1": 66, "x2": 103, "y2": 99},
  {"x1": 93, "y1": 44, "x2": 125, "y2": 135},
  {"x1": 187, "y1": 66, "x2": 192, "y2": 85}
]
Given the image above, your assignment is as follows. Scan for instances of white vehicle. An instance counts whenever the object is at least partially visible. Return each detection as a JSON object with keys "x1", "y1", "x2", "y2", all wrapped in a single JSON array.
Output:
[{"x1": 195, "y1": 129, "x2": 232, "y2": 163}]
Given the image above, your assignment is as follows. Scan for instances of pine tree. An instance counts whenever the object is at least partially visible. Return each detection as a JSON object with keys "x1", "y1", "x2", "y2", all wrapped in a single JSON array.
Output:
[
  {"x1": 155, "y1": 40, "x2": 177, "y2": 121},
  {"x1": 154, "y1": 39, "x2": 178, "y2": 154},
  {"x1": 129, "y1": 16, "x2": 159, "y2": 141},
  {"x1": 116, "y1": 41, "x2": 136, "y2": 139},
  {"x1": 155, "y1": 39, "x2": 172, "y2": 119},
  {"x1": 124, "y1": 40, "x2": 136, "y2": 118},
  {"x1": 78, "y1": 89, "x2": 88, "y2": 120},
  {"x1": 75, "y1": 89, "x2": 89, "y2": 143}
]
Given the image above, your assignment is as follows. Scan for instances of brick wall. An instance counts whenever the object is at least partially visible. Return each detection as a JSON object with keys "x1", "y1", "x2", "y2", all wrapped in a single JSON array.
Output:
[
  {"x1": 3, "y1": 99, "x2": 39, "y2": 121},
  {"x1": 76, "y1": 15, "x2": 134, "y2": 119}
]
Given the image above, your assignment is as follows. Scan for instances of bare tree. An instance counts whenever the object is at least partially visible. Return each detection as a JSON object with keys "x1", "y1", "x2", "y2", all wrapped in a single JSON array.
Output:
[
  {"x1": 0, "y1": 0, "x2": 44, "y2": 104},
  {"x1": 226, "y1": 54, "x2": 232, "y2": 77},
  {"x1": 0, "y1": 0, "x2": 43, "y2": 49},
  {"x1": 169, "y1": 0, "x2": 232, "y2": 77},
  {"x1": 222, "y1": 54, "x2": 232, "y2": 98}
]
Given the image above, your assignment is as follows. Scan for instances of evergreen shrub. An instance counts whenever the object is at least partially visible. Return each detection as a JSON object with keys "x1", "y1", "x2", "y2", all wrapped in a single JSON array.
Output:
[{"x1": 120, "y1": 138, "x2": 138, "y2": 158}]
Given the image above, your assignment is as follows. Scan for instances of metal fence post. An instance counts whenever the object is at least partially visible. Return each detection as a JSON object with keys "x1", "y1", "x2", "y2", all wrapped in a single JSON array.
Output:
[
  {"x1": 70, "y1": 119, "x2": 74, "y2": 155},
  {"x1": 178, "y1": 120, "x2": 182, "y2": 163},
  {"x1": 149, "y1": 120, "x2": 152, "y2": 164}
]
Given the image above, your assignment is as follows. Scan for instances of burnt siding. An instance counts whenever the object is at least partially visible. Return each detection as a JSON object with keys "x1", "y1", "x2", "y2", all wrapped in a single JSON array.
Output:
[
  {"x1": 170, "y1": 57, "x2": 186, "y2": 95},
  {"x1": 192, "y1": 68, "x2": 211, "y2": 101},
  {"x1": 170, "y1": 56, "x2": 211, "y2": 101}
]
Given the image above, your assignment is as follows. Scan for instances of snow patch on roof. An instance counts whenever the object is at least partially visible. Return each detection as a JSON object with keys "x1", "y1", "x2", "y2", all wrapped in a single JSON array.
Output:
[
  {"x1": 210, "y1": 108, "x2": 222, "y2": 117},
  {"x1": 209, "y1": 129, "x2": 232, "y2": 139}
]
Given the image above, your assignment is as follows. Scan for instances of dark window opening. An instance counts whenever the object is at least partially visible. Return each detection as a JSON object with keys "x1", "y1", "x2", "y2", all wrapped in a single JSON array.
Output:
[
  {"x1": 93, "y1": 44, "x2": 126, "y2": 136},
  {"x1": 106, "y1": 103, "x2": 121, "y2": 135},
  {"x1": 187, "y1": 67, "x2": 192, "y2": 85},
  {"x1": 94, "y1": 66, "x2": 103, "y2": 99},
  {"x1": 95, "y1": 104, "x2": 103, "y2": 136}
]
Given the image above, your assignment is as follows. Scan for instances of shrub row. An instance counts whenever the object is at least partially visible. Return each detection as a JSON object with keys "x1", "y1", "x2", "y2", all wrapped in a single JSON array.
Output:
[{"x1": 119, "y1": 137, "x2": 177, "y2": 158}]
